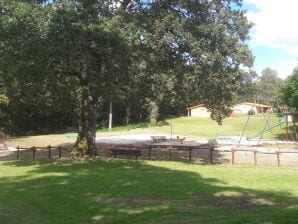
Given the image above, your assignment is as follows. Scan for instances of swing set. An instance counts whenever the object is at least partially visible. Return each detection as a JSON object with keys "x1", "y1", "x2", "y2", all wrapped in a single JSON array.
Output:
[{"x1": 236, "y1": 100, "x2": 297, "y2": 150}]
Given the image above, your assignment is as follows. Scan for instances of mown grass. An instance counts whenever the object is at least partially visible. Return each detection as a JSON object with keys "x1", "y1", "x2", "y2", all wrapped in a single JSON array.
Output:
[
  {"x1": 5, "y1": 115, "x2": 292, "y2": 148},
  {"x1": 151, "y1": 115, "x2": 287, "y2": 139},
  {"x1": 0, "y1": 159, "x2": 298, "y2": 223}
]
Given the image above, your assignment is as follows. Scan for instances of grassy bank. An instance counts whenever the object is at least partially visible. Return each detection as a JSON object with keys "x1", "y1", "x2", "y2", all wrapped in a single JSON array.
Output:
[
  {"x1": 0, "y1": 159, "x2": 298, "y2": 223},
  {"x1": 150, "y1": 115, "x2": 286, "y2": 139}
]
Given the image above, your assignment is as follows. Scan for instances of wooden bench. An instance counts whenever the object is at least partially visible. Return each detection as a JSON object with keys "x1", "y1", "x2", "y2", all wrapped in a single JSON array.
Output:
[
  {"x1": 109, "y1": 144, "x2": 142, "y2": 159},
  {"x1": 166, "y1": 137, "x2": 185, "y2": 143},
  {"x1": 151, "y1": 136, "x2": 167, "y2": 143}
]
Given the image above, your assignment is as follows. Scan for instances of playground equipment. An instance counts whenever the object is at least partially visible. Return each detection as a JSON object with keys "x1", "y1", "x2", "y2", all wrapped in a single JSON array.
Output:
[
  {"x1": 284, "y1": 112, "x2": 298, "y2": 141},
  {"x1": 236, "y1": 101, "x2": 297, "y2": 150}
]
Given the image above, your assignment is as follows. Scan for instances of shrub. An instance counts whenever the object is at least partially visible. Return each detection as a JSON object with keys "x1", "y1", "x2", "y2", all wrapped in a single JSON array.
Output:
[{"x1": 248, "y1": 109, "x2": 255, "y2": 115}]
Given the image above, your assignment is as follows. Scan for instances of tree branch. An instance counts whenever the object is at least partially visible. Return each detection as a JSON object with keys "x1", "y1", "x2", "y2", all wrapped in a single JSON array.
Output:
[{"x1": 121, "y1": 0, "x2": 132, "y2": 10}]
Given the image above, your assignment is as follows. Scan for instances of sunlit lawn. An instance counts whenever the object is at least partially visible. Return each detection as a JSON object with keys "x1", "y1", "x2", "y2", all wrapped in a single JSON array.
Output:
[
  {"x1": 5, "y1": 115, "x2": 290, "y2": 148},
  {"x1": 147, "y1": 115, "x2": 287, "y2": 139},
  {"x1": 0, "y1": 159, "x2": 298, "y2": 223}
]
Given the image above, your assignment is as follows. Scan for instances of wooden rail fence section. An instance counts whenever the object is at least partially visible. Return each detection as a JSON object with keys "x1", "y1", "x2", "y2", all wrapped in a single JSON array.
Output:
[
  {"x1": 4, "y1": 144, "x2": 298, "y2": 167},
  {"x1": 219, "y1": 148, "x2": 298, "y2": 167},
  {"x1": 15, "y1": 146, "x2": 69, "y2": 160}
]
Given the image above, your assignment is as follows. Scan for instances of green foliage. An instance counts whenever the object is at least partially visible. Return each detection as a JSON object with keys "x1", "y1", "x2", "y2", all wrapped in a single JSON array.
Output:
[
  {"x1": 284, "y1": 68, "x2": 298, "y2": 110},
  {"x1": 235, "y1": 70, "x2": 258, "y2": 103},
  {"x1": 247, "y1": 109, "x2": 255, "y2": 115},
  {"x1": 0, "y1": 94, "x2": 8, "y2": 106},
  {"x1": 255, "y1": 68, "x2": 284, "y2": 103}
]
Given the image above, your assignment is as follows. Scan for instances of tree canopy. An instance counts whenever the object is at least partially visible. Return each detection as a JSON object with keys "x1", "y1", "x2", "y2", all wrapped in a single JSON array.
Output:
[
  {"x1": 255, "y1": 68, "x2": 284, "y2": 103},
  {"x1": 284, "y1": 68, "x2": 298, "y2": 110},
  {"x1": 0, "y1": 0, "x2": 253, "y2": 155}
]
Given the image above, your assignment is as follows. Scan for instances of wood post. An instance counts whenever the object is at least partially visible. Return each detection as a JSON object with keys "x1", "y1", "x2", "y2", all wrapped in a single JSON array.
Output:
[
  {"x1": 32, "y1": 147, "x2": 36, "y2": 159},
  {"x1": 168, "y1": 146, "x2": 173, "y2": 161},
  {"x1": 148, "y1": 146, "x2": 151, "y2": 160},
  {"x1": 253, "y1": 150, "x2": 257, "y2": 166},
  {"x1": 189, "y1": 148, "x2": 192, "y2": 162},
  {"x1": 209, "y1": 147, "x2": 213, "y2": 164},
  {"x1": 58, "y1": 146, "x2": 62, "y2": 158},
  {"x1": 129, "y1": 144, "x2": 132, "y2": 159},
  {"x1": 293, "y1": 121, "x2": 298, "y2": 140},
  {"x1": 276, "y1": 152, "x2": 281, "y2": 167},
  {"x1": 231, "y1": 149, "x2": 235, "y2": 165},
  {"x1": 17, "y1": 146, "x2": 20, "y2": 160},
  {"x1": 48, "y1": 145, "x2": 51, "y2": 159}
]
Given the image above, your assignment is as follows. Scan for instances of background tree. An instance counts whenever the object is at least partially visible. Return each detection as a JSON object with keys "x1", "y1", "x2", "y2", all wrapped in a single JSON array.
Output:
[
  {"x1": 235, "y1": 70, "x2": 257, "y2": 103},
  {"x1": 255, "y1": 68, "x2": 284, "y2": 103},
  {"x1": 284, "y1": 67, "x2": 298, "y2": 110}
]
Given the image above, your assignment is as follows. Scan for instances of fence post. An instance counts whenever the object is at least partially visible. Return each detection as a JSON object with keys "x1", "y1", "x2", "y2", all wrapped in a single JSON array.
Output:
[
  {"x1": 32, "y1": 147, "x2": 36, "y2": 159},
  {"x1": 231, "y1": 149, "x2": 235, "y2": 165},
  {"x1": 209, "y1": 147, "x2": 213, "y2": 164},
  {"x1": 276, "y1": 152, "x2": 281, "y2": 167},
  {"x1": 253, "y1": 150, "x2": 257, "y2": 166},
  {"x1": 168, "y1": 146, "x2": 173, "y2": 161},
  {"x1": 189, "y1": 148, "x2": 192, "y2": 163},
  {"x1": 48, "y1": 145, "x2": 51, "y2": 159},
  {"x1": 129, "y1": 144, "x2": 132, "y2": 159},
  {"x1": 58, "y1": 146, "x2": 62, "y2": 158},
  {"x1": 148, "y1": 146, "x2": 151, "y2": 160},
  {"x1": 17, "y1": 146, "x2": 20, "y2": 160}
]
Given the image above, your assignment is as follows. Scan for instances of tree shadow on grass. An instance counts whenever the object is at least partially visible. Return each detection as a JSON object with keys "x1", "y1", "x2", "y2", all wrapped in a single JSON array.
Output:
[{"x1": 0, "y1": 159, "x2": 298, "y2": 224}]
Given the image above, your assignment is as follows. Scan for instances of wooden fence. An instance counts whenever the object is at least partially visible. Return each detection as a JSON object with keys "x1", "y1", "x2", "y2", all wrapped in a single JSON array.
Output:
[
  {"x1": 2, "y1": 144, "x2": 298, "y2": 167},
  {"x1": 211, "y1": 148, "x2": 298, "y2": 167},
  {"x1": 14, "y1": 146, "x2": 69, "y2": 160}
]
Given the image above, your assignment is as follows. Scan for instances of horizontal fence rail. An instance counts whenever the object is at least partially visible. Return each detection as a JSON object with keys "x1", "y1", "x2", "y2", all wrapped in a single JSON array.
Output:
[
  {"x1": 15, "y1": 146, "x2": 70, "y2": 160},
  {"x1": 220, "y1": 148, "x2": 298, "y2": 167}
]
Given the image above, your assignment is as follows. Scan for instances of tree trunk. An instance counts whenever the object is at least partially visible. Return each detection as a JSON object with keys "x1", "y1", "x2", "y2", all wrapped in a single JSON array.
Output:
[
  {"x1": 126, "y1": 106, "x2": 130, "y2": 124},
  {"x1": 73, "y1": 88, "x2": 97, "y2": 156},
  {"x1": 149, "y1": 100, "x2": 159, "y2": 125},
  {"x1": 108, "y1": 100, "x2": 112, "y2": 130}
]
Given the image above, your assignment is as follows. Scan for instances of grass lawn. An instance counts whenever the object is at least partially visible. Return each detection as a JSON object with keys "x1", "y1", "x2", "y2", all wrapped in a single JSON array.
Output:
[
  {"x1": 4, "y1": 115, "x2": 291, "y2": 148},
  {"x1": 151, "y1": 116, "x2": 287, "y2": 139},
  {"x1": 1, "y1": 159, "x2": 298, "y2": 223}
]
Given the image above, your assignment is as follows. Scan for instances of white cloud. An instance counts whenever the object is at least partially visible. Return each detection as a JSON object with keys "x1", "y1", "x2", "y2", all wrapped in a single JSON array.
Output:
[
  {"x1": 245, "y1": 0, "x2": 298, "y2": 56},
  {"x1": 254, "y1": 59, "x2": 297, "y2": 79},
  {"x1": 274, "y1": 59, "x2": 297, "y2": 79}
]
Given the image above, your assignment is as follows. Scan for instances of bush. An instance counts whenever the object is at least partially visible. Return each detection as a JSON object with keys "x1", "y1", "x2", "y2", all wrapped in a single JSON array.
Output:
[{"x1": 248, "y1": 109, "x2": 255, "y2": 115}]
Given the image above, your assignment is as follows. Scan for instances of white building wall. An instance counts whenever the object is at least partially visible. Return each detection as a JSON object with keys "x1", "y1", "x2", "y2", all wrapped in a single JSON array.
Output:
[
  {"x1": 191, "y1": 107, "x2": 211, "y2": 117},
  {"x1": 233, "y1": 105, "x2": 257, "y2": 114}
]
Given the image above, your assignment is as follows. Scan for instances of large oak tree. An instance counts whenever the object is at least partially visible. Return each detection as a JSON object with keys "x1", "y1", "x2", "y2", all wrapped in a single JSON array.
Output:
[{"x1": 0, "y1": 0, "x2": 253, "y2": 155}]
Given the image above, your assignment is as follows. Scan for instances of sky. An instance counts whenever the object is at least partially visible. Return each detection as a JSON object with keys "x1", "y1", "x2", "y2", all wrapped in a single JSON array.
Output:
[{"x1": 243, "y1": 0, "x2": 298, "y2": 79}]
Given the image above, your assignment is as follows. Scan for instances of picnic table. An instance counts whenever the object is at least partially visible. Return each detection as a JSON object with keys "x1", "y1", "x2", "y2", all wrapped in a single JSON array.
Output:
[{"x1": 107, "y1": 144, "x2": 142, "y2": 159}]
